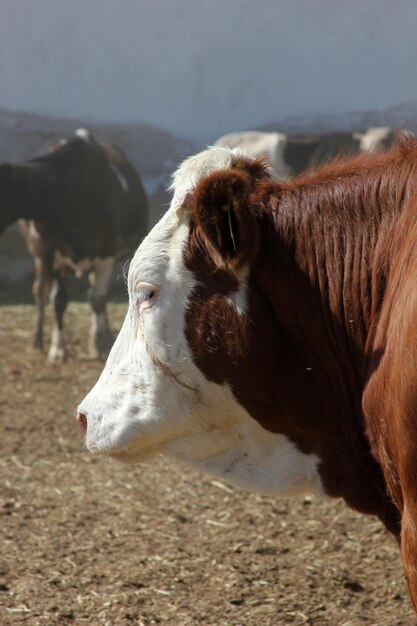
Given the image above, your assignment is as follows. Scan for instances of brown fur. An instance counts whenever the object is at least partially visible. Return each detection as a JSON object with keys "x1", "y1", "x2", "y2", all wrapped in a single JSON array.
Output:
[{"x1": 185, "y1": 132, "x2": 417, "y2": 610}]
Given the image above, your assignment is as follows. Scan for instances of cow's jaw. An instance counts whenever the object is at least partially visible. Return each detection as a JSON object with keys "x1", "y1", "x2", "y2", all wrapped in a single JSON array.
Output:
[
  {"x1": 79, "y1": 304, "x2": 323, "y2": 495},
  {"x1": 163, "y1": 383, "x2": 323, "y2": 497}
]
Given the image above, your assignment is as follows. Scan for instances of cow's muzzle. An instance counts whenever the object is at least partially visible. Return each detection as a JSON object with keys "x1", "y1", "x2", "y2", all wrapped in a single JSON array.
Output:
[{"x1": 76, "y1": 411, "x2": 87, "y2": 434}]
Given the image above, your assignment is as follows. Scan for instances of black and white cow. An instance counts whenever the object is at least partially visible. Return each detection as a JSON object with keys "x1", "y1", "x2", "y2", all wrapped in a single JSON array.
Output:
[
  {"x1": 213, "y1": 131, "x2": 291, "y2": 178},
  {"x1": 354, "y1": 127, "x2": 396, "y2": 152},
  {"x1": 213, "y1": 130, "x2": 363, "y2": 178},
  {"x1": 0, "y1": 129, "x2": 148, "y2": 362},
  {"x1": 213, "y1": 128, "x2": 395, "y2": 178}
]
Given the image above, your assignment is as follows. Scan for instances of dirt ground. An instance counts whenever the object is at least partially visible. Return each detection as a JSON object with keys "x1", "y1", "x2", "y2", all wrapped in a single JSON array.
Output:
[{"x1": 0, "y1": 304, "x2": 416, "y2": 626}]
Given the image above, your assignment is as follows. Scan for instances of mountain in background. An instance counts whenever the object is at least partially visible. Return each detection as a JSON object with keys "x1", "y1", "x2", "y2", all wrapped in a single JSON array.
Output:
[
  {"x1": 261, "y1": 101, "x2": 417, "y2": 134},
  {"x1": 0, "y1": 102, "x2": 416, "y2": 204}
]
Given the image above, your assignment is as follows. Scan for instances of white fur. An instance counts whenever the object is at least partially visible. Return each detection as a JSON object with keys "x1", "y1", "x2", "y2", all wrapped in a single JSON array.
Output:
[
  {"x1": 213, "y1": 130, "x2": 289, "y2": 179},
  {"x1": 170, "y1": 145, "x2": 238, "y2": 210},
  {"x1": 48, "y1": 324, "x2": 67, "y2": 364},
  {"x1": 75, "y1": 128, "x2": 92, "y2": 142},
  {"x1": 354, "y1": 127, "x2": 392, "y2": 152},
  {"x1": 78, "y1": 147, "x2": 323, "y2": 497}
]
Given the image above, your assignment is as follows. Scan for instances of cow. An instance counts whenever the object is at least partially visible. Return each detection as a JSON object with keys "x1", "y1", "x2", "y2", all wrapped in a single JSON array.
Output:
[
  {"x1": 213, "y1": 131, "x2": 290, "y2": 178},
  {"x1": 354, "y1": 126, "x2": 395, "y2": 152},
  {"x1": 77, "y1": 133, "x2": 417, "y2": 611},
  {"x1": 214, "y1": 129, "x2": 395, "y2": 179},
  {"x1": 285, "y1": 131, "x2": 362, "y2": 173},
  {"x1": 0, "y1": 129, "x2": 148, "y2": 362}
]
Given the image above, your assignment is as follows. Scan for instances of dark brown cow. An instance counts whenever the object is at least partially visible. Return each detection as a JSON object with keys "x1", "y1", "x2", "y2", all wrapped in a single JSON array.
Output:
[
  {"x1": 0, "y1": 129, "x2": 148, "y2": 362},
  {"x1": 77, "y1": 133, "x2": 417, "y2": 611}
]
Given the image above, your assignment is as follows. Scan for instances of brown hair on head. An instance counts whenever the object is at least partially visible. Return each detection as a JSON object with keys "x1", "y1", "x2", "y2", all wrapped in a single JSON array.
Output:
[{"x1": 230, "y1": 154, "x2": 272, "y2": 181}]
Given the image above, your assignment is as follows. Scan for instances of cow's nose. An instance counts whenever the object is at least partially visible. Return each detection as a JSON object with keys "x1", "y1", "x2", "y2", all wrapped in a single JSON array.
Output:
[{"x1": 76, "y1": 411, "x2": 87, "y2": 434}]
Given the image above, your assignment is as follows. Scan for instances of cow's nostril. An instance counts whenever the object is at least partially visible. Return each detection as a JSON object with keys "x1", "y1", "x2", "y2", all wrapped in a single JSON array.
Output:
[{"x1": 76, "y1": 411, "x2": 87, "y2": 434}]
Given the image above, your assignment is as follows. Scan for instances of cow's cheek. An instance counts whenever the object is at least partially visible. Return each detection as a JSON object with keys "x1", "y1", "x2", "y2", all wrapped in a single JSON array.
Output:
[{"x1": 185, "y1": 290, "x2": 251, "y2": 389}]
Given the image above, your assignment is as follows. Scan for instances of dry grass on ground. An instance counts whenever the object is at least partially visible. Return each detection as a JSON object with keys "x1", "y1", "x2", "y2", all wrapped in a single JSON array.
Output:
[{"x1": 0, "y1": 304, "x2": 415, "y2": 625}]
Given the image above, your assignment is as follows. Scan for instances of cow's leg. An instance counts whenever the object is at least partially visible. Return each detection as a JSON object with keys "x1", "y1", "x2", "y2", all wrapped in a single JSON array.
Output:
[
  {"x1": 88, "y1": 257, "x2": 114, "y2": 359},
  {"x1": 401, "y1": 499, "x2": 417, "y2": 612},
  {"x1": 47, "y1": 271, "x2": 68, "y2": 363},
  {"x1": 395, "y1": 435, "x2": 417, "y2": 611},
  {"x1": 32, "y1": 256, "x2": 52, "y2": 350}
]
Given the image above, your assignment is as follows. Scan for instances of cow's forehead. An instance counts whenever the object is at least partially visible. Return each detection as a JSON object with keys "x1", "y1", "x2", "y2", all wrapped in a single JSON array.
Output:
[
  {"x1": 128, "y1": 208, "x2": 180, "y2": 289},
  {"x1": 129, "y1": 146, "x2": 239, "y2": 289},
  {"x1": 170, "y1": 145, "x2": 240, "y2": 210}
]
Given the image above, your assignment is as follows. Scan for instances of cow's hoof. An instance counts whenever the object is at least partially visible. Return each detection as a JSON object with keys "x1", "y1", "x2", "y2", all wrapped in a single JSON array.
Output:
[{"x1": 47, "y1": 346, "x2": 68, "y2": 364}]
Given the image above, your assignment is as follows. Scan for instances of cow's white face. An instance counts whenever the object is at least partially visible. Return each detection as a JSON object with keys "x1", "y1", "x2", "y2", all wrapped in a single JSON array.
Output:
[{"x1": 77, "y1": 147, "x2": 323, "y2": 497}]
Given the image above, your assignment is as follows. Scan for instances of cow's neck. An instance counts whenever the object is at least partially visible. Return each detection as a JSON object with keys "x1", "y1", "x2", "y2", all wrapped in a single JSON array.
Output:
[{"x1": 250, "y1": 173, "x2": 407, "y2": 535}]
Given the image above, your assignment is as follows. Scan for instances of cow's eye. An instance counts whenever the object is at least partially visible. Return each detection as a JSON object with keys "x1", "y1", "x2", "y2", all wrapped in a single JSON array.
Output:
[{"x1": 135, "y1": 282, "x2": 159, "y2": 310}]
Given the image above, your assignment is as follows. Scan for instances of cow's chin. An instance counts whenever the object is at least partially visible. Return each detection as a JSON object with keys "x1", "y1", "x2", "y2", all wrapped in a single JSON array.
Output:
[
  {"x1": 86, "y1": 434, "x2": 158, "y2": 464},
  {"x1": 108, "y1": 446, "x2": 156, "y2": 464}
]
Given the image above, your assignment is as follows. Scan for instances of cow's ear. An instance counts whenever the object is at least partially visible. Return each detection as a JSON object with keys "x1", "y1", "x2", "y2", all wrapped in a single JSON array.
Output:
[{"x1": 191, "y1": 168, "x2": 260, "y2": 272}]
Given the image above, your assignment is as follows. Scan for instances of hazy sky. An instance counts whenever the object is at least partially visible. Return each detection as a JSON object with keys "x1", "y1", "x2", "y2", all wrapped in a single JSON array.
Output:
[{"x1": 0, "y1": 0, "x2": 416, "y2": 142}]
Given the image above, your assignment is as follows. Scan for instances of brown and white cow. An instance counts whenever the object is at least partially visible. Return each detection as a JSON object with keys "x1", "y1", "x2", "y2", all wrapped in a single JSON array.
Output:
[
  {"x1": 77, "y1": 134, "x2": 417, "y2": 611},
  {"x1": 0, "y1": 129, "x2": 148, "y2": 362}
]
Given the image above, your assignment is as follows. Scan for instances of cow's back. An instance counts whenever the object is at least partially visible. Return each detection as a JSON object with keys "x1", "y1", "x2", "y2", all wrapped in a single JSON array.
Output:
[
  {"x1": 282, "y1": 133, "x2": 361, "y2": 175},
  {"x1": 32, "y1": 134, "x2": 148, "y2": 260},
  {"x1": 213, "y1": 131, "x2": 289, "y2": 178},
  {"x1": 101, "y1": 142, "x2": 148, "y2": 253}
]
